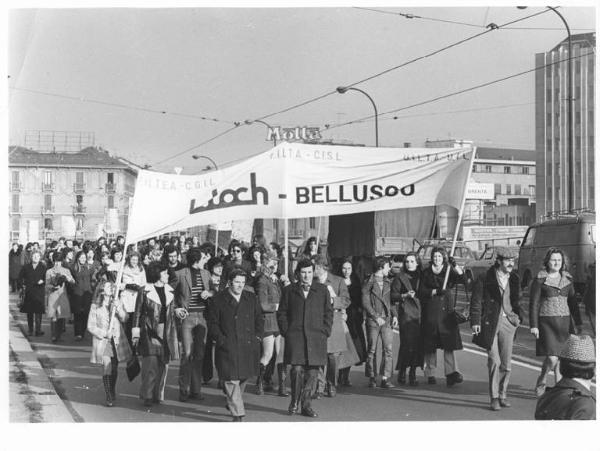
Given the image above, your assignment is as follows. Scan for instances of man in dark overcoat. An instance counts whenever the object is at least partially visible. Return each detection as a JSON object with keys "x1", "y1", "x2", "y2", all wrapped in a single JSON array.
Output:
[
  {"x1": 470, "y1": 247, "x2": 522, "y2": 411},
  {"x1": 208, "y1": 268, "x2": 263, "y2": 422},
  {"x1": 277, "y1": 258, "x2": 333, "y2": 418}
]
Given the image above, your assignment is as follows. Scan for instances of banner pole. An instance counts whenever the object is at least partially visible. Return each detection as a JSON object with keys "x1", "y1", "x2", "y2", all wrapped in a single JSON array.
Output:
[
  {"x1": 215, "y1": 227, "x2": 219, "y2": 255},
  {"x1": 443, "y1": 146, "x2": 477, "y2": 290},
  {"x1": 316, "y1": 216, "x2": 322, "y2": 249},
  {"x1": 284, "y1": 218, "x2": 289, "y2": 278},
  {"x1": 107, "y1": 197, "x2": 134, "y2": 338}
]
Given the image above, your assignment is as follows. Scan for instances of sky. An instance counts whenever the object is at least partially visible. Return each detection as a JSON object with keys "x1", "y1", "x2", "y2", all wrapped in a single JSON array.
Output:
[{"x1": 7, "y1": 4, "x2": 597, "y2": 173}]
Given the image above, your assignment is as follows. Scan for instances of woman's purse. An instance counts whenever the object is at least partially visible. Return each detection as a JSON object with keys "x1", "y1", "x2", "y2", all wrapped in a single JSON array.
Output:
[{"x1": 126, "y1": 345, "x2": 141, "y2": 382}]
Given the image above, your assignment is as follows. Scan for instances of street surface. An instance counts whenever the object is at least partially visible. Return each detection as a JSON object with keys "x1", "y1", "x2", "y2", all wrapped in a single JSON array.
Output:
[{"x1": 8, "y1": 289, "x2": 595, "y2": 422}]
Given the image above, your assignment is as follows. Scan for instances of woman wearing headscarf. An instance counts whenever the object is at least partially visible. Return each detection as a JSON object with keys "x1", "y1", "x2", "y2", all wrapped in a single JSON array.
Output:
[
  {"x1": 18, "y1": 249, "x2": 46, "y2": 336},
  {"x1": 391, "y1": 252, "x2": 424, "y2": 385},
  {"x1": 45, "y1": 251, "x2": 75, "y2": 342},
  {"x1": 419, "y1": 246, "x2": 464, "y2": 387}
]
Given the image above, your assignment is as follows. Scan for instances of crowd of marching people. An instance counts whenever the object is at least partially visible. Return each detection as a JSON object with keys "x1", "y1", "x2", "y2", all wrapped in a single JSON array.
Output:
[{"x1": 8, "y1": 235, "x2": 596, "y2": 421}]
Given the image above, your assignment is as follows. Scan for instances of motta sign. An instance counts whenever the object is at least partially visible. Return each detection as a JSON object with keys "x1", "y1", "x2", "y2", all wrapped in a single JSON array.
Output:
[{"x1": 267, "y1": 126, "x2": 321, "y2": 142}]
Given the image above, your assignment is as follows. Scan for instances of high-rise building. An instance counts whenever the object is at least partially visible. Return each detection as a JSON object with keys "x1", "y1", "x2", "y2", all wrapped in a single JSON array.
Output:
[{"x1": 535, "y1": 32, "x2": 595, "y2": 220}]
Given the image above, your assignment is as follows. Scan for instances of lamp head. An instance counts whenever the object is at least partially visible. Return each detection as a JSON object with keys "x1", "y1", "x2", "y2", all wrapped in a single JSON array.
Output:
[
  {"x1": 336, "y1": 86, "x2": 349, "y2": 94},
  {"x1": 516, "y1": 6, "x2": 527, "y2": 9}
]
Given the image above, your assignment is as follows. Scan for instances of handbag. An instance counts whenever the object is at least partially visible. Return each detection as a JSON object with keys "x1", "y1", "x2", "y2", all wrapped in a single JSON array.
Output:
[
  {"x1": 126, "y1": 346, "x2": 141, "y2": 382},
  {"x1": 17, "y1": 290, "x2": 25, "y2": 309},
  {"x1": 453, "y1": 308, "x2": 469, "y2": 324}
]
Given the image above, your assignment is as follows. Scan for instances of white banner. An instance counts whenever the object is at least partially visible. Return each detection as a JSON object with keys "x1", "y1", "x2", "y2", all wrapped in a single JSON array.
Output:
[
  {"x1": 127, "y1": 143, "x2": 475, "y2": 242},
  {"x1": 60, "y1": 216, "x2": 76, "y2": 238}
]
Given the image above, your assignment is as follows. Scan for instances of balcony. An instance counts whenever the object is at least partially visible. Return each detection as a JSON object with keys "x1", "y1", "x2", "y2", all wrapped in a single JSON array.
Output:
[
  {"x1": 42, "y1": 182, "x2": 55, "y2": 192},
  {"x1": 105, "y1": 182, "x2": 116, "y2": 194},
  {"x1": 41, "y1": 205, "x2": 55, "y2": 215},
  {"x1": 73, "y1": 205, "x2": 87, "y2": 215},
  {"x1": 9, "y1": 182, "x2": 22, "y2": 192},
  {"x1": 73, "y1": 182, "x2": 86, "y2": 193}
]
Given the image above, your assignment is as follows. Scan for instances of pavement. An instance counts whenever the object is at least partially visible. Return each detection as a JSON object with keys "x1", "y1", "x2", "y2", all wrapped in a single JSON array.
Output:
[{"x1": 7, "y1": 289, "x2": 596, "y2": 423}]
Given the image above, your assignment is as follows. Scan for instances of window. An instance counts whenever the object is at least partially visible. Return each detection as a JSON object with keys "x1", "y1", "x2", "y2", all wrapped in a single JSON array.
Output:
[
  {"x1": 44, "y1": 171, "x2": 53, "y2": 185},
  {"x1": 44, "y1": 194, "x2": 52, "y2": 210},
  {"x1": 504, "y1": 166, "x2": 511, "y2": 174},
  {"x1": 515, "y1": 184, "x2": 521, "y2": 195},
  {"x1": 576, "y1": 112, "x2": 581, "y2": 125},
  {"x1": 575, "y1": 60, "x2": 581, "y2": 74},
  {"x1": 11, "y1": 217, "x2": 20, "y2": 231},
  {"x1": 546, "y1": 88, "x2": 552, "y2": 99},
  {"x1": 11, "y1": 171, "x2": 20, "y2": 189},
  {"x1": 76, "y1": 172, "x2": 84, "y2": 184},
  {"x1": 546, "y1": 139, "x2": 552, "y2": 150},
  {"x1": 529, "y1": 185, "x2": 536, "y2": 196},
  {"x1": 522, "y1": 166, "x2": 529, "y2": 175},
  {"x1": 309, "y1": 217, "x2": 316, "y2": 229},
  {"x1": 494, "y1": 183, "x2": 502, "y2": 195},
  {"x1": 11, "y1": 194, "x2": 20, "y2": 213},
  {"x1": 107, "y1": 195, "x2": 115, "y2": 209},
  {"x1": 485, "y1": 165, "x2": 492, "y2": 173},
  {"x1": 506, "y1": 184, "x2": 512, "y2": 195},
  {"x1": 44, "y1": 218, "x2": 53, "y2": 230},
  {"x1": 575, "y1": 86, "x2": 581, "y2": 100},
  {"x1": 76, "y1": 194, "x2": 83, "y2": 205},
  {"x1": 107, "y1": 173, "x2": 114, "y2": 184},
  {"x1": 472, "y1": 164, "x2": 477, "y2": 173},
  {"x1": 546, "y1": 112, "x2": 552, "y2": 124},
  {"x1": 547, "y1": 163, "x2": 552, "y2": 175}
]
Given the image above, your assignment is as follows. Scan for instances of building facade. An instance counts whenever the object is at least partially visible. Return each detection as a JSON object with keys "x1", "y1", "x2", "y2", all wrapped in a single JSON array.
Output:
[
  {"x1": 425, "y1": 140, "x2": 536, "y2": 251},
  {"x1": 535, "y1": 32, "x2": 595, "y2": 219},
  {"x1": 8, "y1": 146, "x2": 137, "y2": 244}
]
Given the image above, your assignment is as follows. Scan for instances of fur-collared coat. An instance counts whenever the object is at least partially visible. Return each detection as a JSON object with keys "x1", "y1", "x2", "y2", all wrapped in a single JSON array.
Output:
[
  {"x1": 87, "y1": 297, "x2": 132, "y2": 364},
  {"x1": 132, "y1": 284, "x2": 180, "y2": 361}
]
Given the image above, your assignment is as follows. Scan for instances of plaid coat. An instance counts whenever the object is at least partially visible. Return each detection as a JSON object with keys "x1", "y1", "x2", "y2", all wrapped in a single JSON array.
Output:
[{"x1": 87, "y1": 298, "x2": 132, "y2": 364}]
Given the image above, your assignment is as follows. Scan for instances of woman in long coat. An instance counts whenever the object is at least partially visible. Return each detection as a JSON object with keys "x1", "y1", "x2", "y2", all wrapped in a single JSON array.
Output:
[
  {"x1": 132, "y1": 262, "x2": 180, "y2": 406},
  {"x1": 338, "y1": 258, "x2": 367, "y2": 386},
  {"x1": 9, "y1": 242, "x2": 23, "y2": 293},
  {"x1": 529, "y1": 247, "x2": 583, "y2": 397},
  {"x1": 120, "y1": 252, "x2": 146, "y2": 345},
  {"x1": 419, "y1": 247, "x2": 464, "y2": 386},
  {"x1": 391, "y1": 252, "x2": 424, "y2": 386},
  {"x1": 18, "y1": 249, "x2": 46, "y2": 336},
  {"x1": 45, "y1": 251, "x2": 74, "y2": 342},
  {"x1": 87, "y1": 280, "x2": 132, "y2": 407},
  {"x1": 70, "y1": 251, "x2": 95, "y2": 340}
]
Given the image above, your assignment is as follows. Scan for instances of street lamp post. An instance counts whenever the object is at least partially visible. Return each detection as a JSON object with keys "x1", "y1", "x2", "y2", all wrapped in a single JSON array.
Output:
[
  {"x1": 191, "y1": 154, "x2": 218, "y2": 171},
  {"x1": 245, "y1": 119, "x2": 277, "y2": 147},
  {"x1": 336, "y1": 86, "x2": 379, "y2": 147},
  {"x1": 519, "y1": 6, "x2": 573, "y2": 211}
]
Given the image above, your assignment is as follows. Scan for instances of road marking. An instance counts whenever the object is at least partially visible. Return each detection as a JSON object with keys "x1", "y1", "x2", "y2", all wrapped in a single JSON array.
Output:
[{"x1": 392, "y1": 328, "x2": 596, "y2": 387}]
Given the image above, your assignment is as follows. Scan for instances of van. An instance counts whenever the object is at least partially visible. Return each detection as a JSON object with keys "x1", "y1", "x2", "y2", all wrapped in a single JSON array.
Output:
[{"x1": 518, "y1": 213, "x2": 596, "y2": 295}]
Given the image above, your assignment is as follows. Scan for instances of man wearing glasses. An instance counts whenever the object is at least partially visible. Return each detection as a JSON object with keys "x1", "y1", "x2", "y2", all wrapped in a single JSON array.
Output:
[{"x1": 223, "y1": 239, "x2": 252, "y2": 283}]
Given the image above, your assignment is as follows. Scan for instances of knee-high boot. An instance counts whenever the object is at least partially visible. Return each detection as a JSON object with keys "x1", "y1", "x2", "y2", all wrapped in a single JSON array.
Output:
[
  {"x1": 103, "y1": 375, "x2": 113, "y2": 407},
  {"x1": 277, "y1": 363, "x2": 289, "y2": 397},
  {"x1": 34, "y1": 314, "x2": 43, "y2": 336},
  {"x1": 110, "y1": 363, "x2": 118, "y2": 399},
  {"x1": 51, "y1": 321, "x2": 57, "y2": 342},
  {"x1": 256, "y1": 363, "x2": 265, "y2": 395},
  {"x1": 288, "y1": 367, "x2": 302, "y2": 414}
]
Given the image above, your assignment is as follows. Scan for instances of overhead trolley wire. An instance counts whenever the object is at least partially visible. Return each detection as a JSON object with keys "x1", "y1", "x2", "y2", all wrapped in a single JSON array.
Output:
[
  {"x1": 325, "y1": 51, "x2": 594, "y2": 132},
  {"x1": 251, "y1": 7, "x2": 553, "y2": 123},
  {"x1": 9, "y1": 86, "x2": 237, "y2": 125}
]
